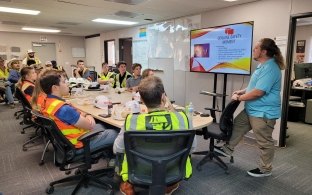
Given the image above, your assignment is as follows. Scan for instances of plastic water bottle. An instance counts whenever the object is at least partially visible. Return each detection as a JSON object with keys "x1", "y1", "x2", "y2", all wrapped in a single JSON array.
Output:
[{"x1": 186, "y1": 102, "x2": 194, "y2": 128}]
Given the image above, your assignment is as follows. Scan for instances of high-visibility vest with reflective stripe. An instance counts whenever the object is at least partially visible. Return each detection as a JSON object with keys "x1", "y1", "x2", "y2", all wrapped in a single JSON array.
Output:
[
  {"x1": 114, "y1": 71, "x2": 131, "y2": 88},
  {"x1": 99, "y1": 72, "x2": 114, "y2": 81},
  {"x1": 41, "y1": 98, "x2": 89, "y2": 148},
  {"x1": 21, "y1": 80, "x2": 35, "y2": 102},
  {"x1": 120, "y1": 110, "x2": 192, "y2": 181}
]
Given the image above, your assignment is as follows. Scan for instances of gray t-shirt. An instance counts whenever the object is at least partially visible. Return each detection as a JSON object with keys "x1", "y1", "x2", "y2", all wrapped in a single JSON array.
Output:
[{"x1": 126, "y1": 76, "x2": 142, "y2": 88}]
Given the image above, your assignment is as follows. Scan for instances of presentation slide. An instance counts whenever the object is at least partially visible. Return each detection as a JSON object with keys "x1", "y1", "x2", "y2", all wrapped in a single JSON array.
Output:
[{"x1": 190, "y1": 22, "x2": 253, "y2": 75}]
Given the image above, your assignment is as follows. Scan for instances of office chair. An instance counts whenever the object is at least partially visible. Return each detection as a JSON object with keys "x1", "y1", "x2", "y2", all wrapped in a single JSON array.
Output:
[
  {"x1": 89, "y1": 70, "x2": 98, "y2": 82},
  {"x1": 124, "y1": 130, "x2": 195, "y2": 195},
  {"x1": 14, "y1": 87, "x2": 36, "y2": 133},
  {"x1": 193, "y1": 100, "x2": 240, "y2": 173},
  {"x1": 15, "y1": 87, "x2": 51, "y2": 166},
  {"x1": 32, "y1": 111, "x2": 115, "y2": 195}
]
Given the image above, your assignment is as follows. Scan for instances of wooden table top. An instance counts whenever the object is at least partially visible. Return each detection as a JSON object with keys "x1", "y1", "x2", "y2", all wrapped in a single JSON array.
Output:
[{"x1": 68, "y1": 88, "x2": 213, "y2": 129}]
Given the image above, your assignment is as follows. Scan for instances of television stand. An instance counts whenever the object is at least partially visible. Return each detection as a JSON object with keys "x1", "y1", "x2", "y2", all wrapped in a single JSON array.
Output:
[{"x1": 201, "y1": 73, "x2": 228, "y2": 122}]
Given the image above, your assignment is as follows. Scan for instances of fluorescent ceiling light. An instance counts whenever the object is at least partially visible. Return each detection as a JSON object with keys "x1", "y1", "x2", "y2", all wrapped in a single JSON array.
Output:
[
  {"x1": 224, "y1": 0, "x2": 238, "y2": 2},
  {"x1": 22, "y1": 27, "x2": 60, "y2": 33},
  {"x1": 0, "y1": 6, "x2": 40, "y2": 15},
  {"x1": 92, "y1": 18, "x2": 138, "y2": 25}
]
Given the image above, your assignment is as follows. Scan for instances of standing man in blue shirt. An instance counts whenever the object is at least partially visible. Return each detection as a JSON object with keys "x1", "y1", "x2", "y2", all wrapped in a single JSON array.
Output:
[{"x1": 219, "y1": 38, "x2": 285, "y2": 177}]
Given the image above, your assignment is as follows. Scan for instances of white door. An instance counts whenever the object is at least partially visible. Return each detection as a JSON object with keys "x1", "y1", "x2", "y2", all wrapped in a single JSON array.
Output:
[{"x1": 32, "y1": 42, "x2": 56, "y2": 64}]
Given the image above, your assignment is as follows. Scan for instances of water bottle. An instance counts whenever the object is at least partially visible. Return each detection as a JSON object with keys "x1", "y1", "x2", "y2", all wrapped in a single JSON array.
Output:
[{"x1": 186, "y1": 102, "x2": 194, "y2": 128}]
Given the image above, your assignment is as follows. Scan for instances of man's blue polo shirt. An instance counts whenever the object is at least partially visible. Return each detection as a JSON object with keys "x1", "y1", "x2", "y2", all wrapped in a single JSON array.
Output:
[{"x1": 245, "y1": 58, "x2": 281, "y2": 119}]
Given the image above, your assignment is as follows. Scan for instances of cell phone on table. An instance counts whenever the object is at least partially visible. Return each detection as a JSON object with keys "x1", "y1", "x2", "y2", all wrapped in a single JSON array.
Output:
[{"x1": 98, "y1": 114, "x2": 111, "y2": 118}]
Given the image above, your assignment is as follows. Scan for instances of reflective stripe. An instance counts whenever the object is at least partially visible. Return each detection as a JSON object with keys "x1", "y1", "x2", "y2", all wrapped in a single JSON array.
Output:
[
  {"x1": 61, "y1": 128, "x2": 83, "y2": 135},
  {"x1": 174, "y1": 111, "x2": 187, "y2": 129},
  {"x1": 46, "y1": 99, "x2": 63, "y2": 115},
  {"x1": 129, "y1": 114, "x2": 138, "y2": 130}
]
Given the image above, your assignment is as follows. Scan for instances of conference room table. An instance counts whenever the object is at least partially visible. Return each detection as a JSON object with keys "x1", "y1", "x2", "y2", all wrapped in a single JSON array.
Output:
[{"x1": 67, "y1": 88, "x2": 213, "y2": 130}]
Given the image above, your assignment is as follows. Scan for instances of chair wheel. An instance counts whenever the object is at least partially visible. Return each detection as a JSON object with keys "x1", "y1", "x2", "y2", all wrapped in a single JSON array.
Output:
[
  {"x1": 46, "y1": 186, "x2": 54, "y2": 194},
  {"x1": 65, "y1": 170, "x2": 71, "y2": 175},
  {"x1": 230, "y1": 157, "x2": 234, "y2": 163},
  {"x1": 39, "y1": 160, "x2": 44, "y2": 166},
  {"x1": 22, "y1": 147, "x2": 27, "y2": 151},
  {"x1": 20, "y1": 121, "x2": 24, "y2": 125},
  {"x1": 21, "y1": 131, "x2": 25, "y2": 134},
  {"x1": 14, "y1": 113, "x2": 17, "y2": 116}
]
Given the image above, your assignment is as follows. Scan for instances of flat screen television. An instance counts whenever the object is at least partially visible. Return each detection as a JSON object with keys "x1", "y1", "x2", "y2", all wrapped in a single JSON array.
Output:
[
  {"x1": 190, "y1": 21, "x2": 254, "y2": 75},
  {"x1": 294, "y1": 63, "x2": 312, "y2": 80}
]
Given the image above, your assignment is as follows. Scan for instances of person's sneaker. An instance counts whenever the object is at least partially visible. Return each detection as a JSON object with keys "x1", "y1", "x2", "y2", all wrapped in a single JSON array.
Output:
[
  {"x1": 247, "y1": 168, "x2": 272, "y2": 177},
  {"x1": 120, "y1": 181, "x2": 135, "y2": 195},
  {"x1": 215, "y1": 145, "x2": 233, "y2": 157},
  {"x1": 165, "y1": 183, "x2": 179, "y2": 195}
]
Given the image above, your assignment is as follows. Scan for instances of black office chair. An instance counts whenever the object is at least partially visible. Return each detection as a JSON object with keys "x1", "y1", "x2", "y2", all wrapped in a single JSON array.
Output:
[
  {"x1": 14, "y1": 87, "x2": 36, "y2": 133},
  {"x1": 32, "y1": 111, "x2": 114, "y2": 195},
  {"x1": 193, "y1": 100, "x2": 240, "y2": 173},
  {"x1": 124, "y1": 130, "x2": 195, "y2": 195}
]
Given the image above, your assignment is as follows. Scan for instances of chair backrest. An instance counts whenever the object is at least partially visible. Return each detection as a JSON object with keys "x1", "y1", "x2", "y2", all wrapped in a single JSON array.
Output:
[
  {"x1": 89, "y1": 70, "x2": 98, "y2": 82},
  {"x1": 124, "y1": 130, "x2": 195, "y2": 186},
  {"x1": 15, "y1": 87, "x2": 32, "y2": 110},
  {"x1": 31, "y1": 111, "x2": 76, "y2": 167},
  {"x1": 219, "y1": 100, "x2": 240, "y2": 137}
]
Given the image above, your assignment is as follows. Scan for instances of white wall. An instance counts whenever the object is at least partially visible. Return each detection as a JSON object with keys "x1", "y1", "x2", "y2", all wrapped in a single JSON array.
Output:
[
  {"x1": 0, "y1": 31, "x2": 85, "y2": 75},
  {"x1": 85, "y1": 36, "x2": 102, "y2": 73}
]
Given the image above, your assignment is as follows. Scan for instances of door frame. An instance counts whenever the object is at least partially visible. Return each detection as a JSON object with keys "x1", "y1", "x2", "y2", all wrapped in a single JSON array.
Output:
[
  {"x1": 280, "y1": 12, "x2": 312, "y2": 147},
  {"x1": 119, "y1": 37, "x2": 133, "y2": 72},
  {"x1": 104, "y1": 39, "x2": 115, "y2": 64}
]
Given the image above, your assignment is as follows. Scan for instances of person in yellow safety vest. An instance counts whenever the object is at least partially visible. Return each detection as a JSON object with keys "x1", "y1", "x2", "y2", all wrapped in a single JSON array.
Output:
[
  {"x1": 97, "y1": 62, "x2": 115, "y2": 85},
  {"x1": 112, "y1": 61, "x2": 132, "y2": 88},
  {"x1": 0, "y1": 57, "x2": 9, "y2": 102},
  {"x1": 38, "y1": 72, "x2": 118, "y2": 150},
  {"x1": 113, "y1": 76, "x2": 196, "y2": 195}
]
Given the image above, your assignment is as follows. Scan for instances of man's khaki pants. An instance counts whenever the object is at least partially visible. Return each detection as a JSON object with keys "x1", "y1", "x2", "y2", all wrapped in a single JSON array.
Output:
[{"x1": 228, "y1": 109, "x2": 276, "y2": 172}]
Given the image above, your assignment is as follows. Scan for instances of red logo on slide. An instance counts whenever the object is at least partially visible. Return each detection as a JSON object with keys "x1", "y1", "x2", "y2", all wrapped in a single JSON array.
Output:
[{"x1": 225, "y1": 28, "x2": 234, "y2": 35}]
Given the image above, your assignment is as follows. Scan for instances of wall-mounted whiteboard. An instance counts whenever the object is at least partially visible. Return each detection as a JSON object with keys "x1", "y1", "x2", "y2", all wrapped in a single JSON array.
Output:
[
  {"x1": 72, "y1": 47, "x2": 85, "y2": 58},
  {"x1": 132, "y1": 40, "x2": 148, "y2": 70}
]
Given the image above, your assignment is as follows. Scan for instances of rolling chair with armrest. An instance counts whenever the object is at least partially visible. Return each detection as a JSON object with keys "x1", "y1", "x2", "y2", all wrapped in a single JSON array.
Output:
[
  {"x1": 32, "y1": 111, "x2": 115, "y2": 195},
  {"x1": 14, "y1": 87, "x2": 36, "y2": 133},
  {"x1": 193, "y1": 100, "x2": 240, "y2": 173},
  {"x1": 124, "y1": 130, "x2": 195, "y2": 195},
  {"x1": 15, "y1": 87, "x2": 44, "y2": 150}
]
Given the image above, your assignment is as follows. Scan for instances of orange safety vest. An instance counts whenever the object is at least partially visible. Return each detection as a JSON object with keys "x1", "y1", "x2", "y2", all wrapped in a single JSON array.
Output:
[
  {"x1": 41, "y1": 98, "x2": 89, "y2": 148},
  {"x1": 21, "y1": 80, "x2": 35, "y2": 102},
  {"x1": 33, "y1": 92, "x2": 47, "y2": 111}
]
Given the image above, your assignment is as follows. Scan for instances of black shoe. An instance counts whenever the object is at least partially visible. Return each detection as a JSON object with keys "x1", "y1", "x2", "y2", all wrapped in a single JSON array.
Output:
[{"x1": 247, "y1": 168, "x2": 272, "y2": 177}]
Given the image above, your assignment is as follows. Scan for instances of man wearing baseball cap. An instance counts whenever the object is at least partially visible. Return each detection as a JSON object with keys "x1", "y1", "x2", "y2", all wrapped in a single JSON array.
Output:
[{"x1": 22, "y1": 49, "x2": 41, "y2": 67}]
